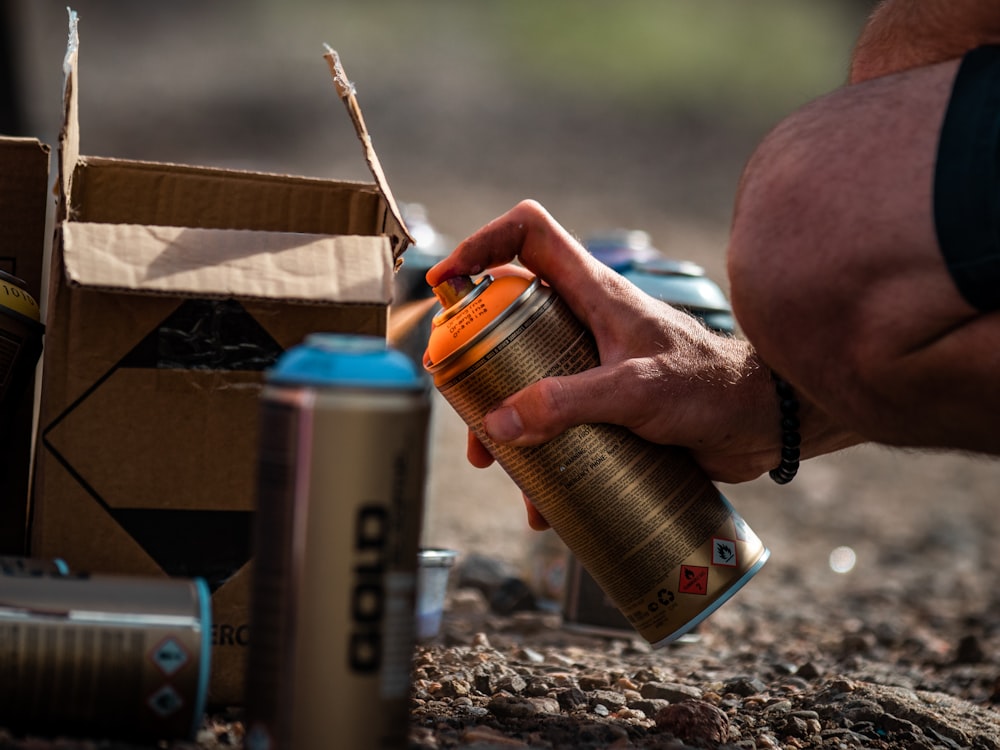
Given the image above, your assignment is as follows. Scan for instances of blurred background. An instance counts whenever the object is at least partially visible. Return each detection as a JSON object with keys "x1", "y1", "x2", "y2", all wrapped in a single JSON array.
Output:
[
  {"x1": 9, "y1": 0, "x2": 1000, "y2": 617},
  {"x1": 6, "y1": 0, "x2": 876, "y2": 285}
]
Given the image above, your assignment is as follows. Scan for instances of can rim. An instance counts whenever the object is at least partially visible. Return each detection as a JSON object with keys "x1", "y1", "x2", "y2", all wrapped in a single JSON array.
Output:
[{"x1": 423, "y1": 277, "x2": 542, "y2": 373}]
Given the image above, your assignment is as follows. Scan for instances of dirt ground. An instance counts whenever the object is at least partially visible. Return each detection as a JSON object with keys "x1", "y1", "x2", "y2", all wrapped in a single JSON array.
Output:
[{"x1": 5, "y1": 2, "x2": 1000, "y2": 748}]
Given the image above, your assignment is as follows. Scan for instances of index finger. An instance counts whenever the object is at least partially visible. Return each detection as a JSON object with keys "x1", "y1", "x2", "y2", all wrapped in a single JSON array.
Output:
[{"x1": 426, "y1": 201, "x2": 623, "y2": 327}]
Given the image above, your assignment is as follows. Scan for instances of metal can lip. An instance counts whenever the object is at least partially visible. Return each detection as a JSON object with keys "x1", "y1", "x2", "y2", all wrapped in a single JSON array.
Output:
[
  {"x1": 419, "y1": 548, "x2": 458, "y2": 568},
  {"x1": 423, "y1": 277, "x2": 543, "y2": 374},
  {"x1": 430, "y1": 274, "x2": 494, "y2": 327}
]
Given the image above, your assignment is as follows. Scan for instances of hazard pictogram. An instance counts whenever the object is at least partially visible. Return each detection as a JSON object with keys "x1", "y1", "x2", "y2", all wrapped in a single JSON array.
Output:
[
  {"x1": 150, "y1": 637, "x2": 190, "y2": 677},
  {"x1": 712, "y1": 537, "x2": 738, "y2": 567},
  {"x1": 147, "y1": 684, "x2": 184, "y2": 718},
  {"x1": 678, "y1": 565, "x2": 709, "y2": 595}
]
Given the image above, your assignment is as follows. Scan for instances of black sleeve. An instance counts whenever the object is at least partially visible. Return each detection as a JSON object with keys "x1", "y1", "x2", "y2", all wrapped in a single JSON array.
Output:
[{"x1": 934, "y1": 45, "x2": 1000, "y2": 312}]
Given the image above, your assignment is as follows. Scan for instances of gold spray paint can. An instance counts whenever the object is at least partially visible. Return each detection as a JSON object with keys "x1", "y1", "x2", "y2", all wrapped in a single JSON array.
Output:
[
  {"x1": 423, "y1": 273, "x2": 768, "y2": 646},
  {"x1": 0, "y1": 573, "x2": 211, "y2": 742},
  {"x1": 245, "y1": 334, "x2": 430, "y2": 750}
]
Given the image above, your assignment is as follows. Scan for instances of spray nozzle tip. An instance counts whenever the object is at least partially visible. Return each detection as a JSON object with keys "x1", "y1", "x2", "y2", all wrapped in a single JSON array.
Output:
[{"x1": 432, "y1": 275, "x2": 477, "y2": 308}]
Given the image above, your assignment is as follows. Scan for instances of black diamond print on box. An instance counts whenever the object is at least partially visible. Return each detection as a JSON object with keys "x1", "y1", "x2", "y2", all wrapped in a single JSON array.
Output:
[
  {"x1": 118, "y1": 298, "x2": 283, "y2": 371},
  {"x1": 42, "y1": 298, "x2": 278, "y2": 589}
]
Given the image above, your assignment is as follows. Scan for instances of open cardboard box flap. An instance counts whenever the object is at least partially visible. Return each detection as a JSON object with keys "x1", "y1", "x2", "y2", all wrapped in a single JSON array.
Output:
[
  {"x1": 62, "y1": 223, "x2": 394, "y2": 304},
  {"x1": 58, "y1": 9, "x2": 412, "y2": 266}
]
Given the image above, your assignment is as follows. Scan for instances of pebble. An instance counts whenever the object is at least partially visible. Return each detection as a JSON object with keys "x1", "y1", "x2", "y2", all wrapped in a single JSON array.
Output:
[
  {"x1": 640, "y1": 681, "x2": 703, "y2": 702},
  {"x1": 655, "y1": 700, "x2": 731, "y2": 744}
]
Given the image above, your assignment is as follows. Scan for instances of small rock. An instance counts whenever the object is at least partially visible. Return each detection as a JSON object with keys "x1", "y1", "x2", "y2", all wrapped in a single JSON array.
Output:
[
  {"x1": 589, "y1": 689, "x2": 627, "y2": 711},
  {"x1": 723, "y1": 676, "x2": 767, "y2": 697},
  {"x1": 488, "y1": 694, "x2": 541, "y2": 719},
  {"x1": 496, "y1": 673, "x2": 527, "y2": 694},
  {"x1": 641, "y1": 681, "x2": 702, "y2": 702},
  {"x1": 796, "y1": 662, "x2": 822, "y2": 680},
  {"x1": 655, "y1": 700, "x2": 730, "y2": 744},
  {"x1": 462, "y1": 724, "x2": 529, "y2": 746},
  {"x1": 527, "y1": 696, "x2": 561, "y2": 715},
  {"x1": 555, "y1": 686, "x2": 588, "y2": 710},
  {"x1": 629, "y1": 698, "x2": 670, "y2": 716},
  {"x1": 578, "y1": 672, "x2": 611, "y2": 690}
]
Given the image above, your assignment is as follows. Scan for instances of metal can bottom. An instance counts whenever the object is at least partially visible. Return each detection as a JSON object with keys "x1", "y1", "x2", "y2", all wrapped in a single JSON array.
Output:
[{"x1": 647, "y1": 547, "x2": 770, "y2": 648}]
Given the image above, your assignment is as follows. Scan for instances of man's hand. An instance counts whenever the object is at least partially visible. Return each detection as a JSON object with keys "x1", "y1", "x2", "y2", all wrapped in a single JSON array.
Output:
[{"x1": 427, "y1": 200, "x2": 827, "y2": 487}]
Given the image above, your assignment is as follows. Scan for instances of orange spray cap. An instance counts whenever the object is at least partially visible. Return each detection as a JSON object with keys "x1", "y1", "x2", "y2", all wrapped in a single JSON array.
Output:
[{"x1": 425, "y1": 273, "x2": 533, "y2": 367}]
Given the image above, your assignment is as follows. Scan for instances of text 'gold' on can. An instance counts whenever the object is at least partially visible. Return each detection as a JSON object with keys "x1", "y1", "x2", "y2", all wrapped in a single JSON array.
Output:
[
  {"x1": 0, "y1": 573, "x2": 211, "y2": 742},
  {"x1": 246, "y1": 333, "x2": 430, "y2": 750},
  {"x1": 423, "y1": 273, "x2": 769, "y2": 647}
]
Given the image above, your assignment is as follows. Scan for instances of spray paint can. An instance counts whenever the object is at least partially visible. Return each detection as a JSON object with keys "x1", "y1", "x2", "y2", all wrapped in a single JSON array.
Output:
[
  {"x1": 0, "y1": 572, "x2": 210, "y2": 741},
  {"x1": 245, "y1": 333, "x2": 430, "y2": 750},
  {"x1": 0, "y1": 556, "x2": 70, "y2": 577},
  {"x1": 423, "y1": 273, "x2": 768, "y2": 646},
  {"x1": 0, "y1": 270, "x2": 44, "y2": 427}
]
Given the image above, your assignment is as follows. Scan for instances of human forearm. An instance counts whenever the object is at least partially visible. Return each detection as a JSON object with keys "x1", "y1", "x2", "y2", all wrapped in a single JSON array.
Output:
[{"x1": 850, "y1": 0, "x2": 1000, "y2": 83}]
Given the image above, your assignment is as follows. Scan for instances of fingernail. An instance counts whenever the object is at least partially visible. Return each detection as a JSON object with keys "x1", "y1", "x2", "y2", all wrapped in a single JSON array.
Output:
[{"x1": 484, "y1": 406, "x2": 523, "y2": 442}]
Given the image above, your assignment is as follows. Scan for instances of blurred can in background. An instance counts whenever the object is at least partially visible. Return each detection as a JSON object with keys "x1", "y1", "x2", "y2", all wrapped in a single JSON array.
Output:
[
  {"x1": 424, "y1": 273, "x2": 768, "y2": 648},
  {"x1": 0, "y1": 270, "x2": 43, "y2": 428},
  {"x1": 246, "y1": 334, "x2": 430, "y2": 750},
  {"x1": 0, "y1": 555, "x2": 69, "y2": 577},
  {"x1": 0, "y1": 573, "x2": 210, "y2": 742}
]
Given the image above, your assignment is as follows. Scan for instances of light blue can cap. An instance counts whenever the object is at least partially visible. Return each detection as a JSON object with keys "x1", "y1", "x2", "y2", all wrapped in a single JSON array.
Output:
[{"x1": 267, "y1": 333, "x2": 425, "y2": 389}]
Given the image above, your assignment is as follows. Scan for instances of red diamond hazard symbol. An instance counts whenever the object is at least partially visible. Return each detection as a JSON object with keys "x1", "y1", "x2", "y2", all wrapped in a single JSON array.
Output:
[{"x1": 678, "y1": 565, "x2": 709, "y2": 595}]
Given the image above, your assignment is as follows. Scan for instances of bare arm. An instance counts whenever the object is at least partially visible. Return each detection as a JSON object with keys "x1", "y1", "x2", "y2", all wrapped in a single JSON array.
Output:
[
  {"x1": 727, "y1": 60, "x2": 1000, "y2": 455},
  {"x1": 427, "y1": 201, "x2": 862, "y2": 486},
  {"x1": 850, "y1": 0, "x2": 1000, "y2": 82}
]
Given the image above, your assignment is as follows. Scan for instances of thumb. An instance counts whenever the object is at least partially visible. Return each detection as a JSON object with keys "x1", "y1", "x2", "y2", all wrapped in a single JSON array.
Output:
[{"x1": 483, "y1": 368, "x2": 622, "y2": 446}]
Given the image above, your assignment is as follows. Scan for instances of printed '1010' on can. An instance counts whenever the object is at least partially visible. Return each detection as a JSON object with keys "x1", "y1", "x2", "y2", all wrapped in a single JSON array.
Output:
[
  {"x1": 0, "y1": 572, "x2": 210, "y2": 742},
  {"x1": 246, "y1": 334, "x2": 430, "y2": 750},
  {"x1": 423, "y1": 274, "x2": 769, "y2": 646}
]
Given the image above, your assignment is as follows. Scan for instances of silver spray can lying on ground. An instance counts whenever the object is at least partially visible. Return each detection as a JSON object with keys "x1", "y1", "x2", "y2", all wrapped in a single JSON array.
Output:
[
  {"x1": 245, "y1": 333, "x2": 430, "y2": 750},
  {"x1": 0, "y1": 556, "x2": 70, "y2": 577},
  {"x1": 0, "y1": 572, "x2": 210, "y2": 742},
  {"x1": 423, "y1": 273, "x2": 768, "y2": 647}
]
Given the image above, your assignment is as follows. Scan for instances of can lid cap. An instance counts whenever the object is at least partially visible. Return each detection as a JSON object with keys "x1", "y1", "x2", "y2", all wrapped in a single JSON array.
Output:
[{"x1": 268, "y1": 333, "x2": 425, "y2": 389}]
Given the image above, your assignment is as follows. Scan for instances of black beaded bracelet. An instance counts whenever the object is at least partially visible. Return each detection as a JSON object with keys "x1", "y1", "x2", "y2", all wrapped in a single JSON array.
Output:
[{"x1": 769, "y1": 372, "x2": 801, "y2": 485}]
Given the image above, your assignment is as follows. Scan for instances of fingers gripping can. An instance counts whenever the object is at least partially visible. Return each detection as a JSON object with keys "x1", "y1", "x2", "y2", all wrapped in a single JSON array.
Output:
[
  {"x1": 246, "y1": 334, "x2": 430, "y2": 750},
  {"x1": 0, "y1": 572, "x2": 211, "y2": 742},
  {"x1": 423, "y1": 274, "x2": 768, "y2": 646}
]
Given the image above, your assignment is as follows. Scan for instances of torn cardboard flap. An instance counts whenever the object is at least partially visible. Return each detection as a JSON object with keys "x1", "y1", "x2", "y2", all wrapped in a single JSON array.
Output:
[
  {"x1": 62, "y1": 223, "x2": 394, "y2": 304},
  {"x1": 59, "y1": 11, "x2": 411, "y2": 258},
  {"x1": 324, "y1": 46, "x2": 414, "y2": 254}
]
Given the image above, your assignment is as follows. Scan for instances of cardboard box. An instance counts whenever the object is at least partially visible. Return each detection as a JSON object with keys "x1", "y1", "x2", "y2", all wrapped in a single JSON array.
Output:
[
  {"x1": 0, "y1": 136, "x2": 50, "y2": 555},
  {"x1": 30, "y1": 15, "x2": 412, "y2": 706}
]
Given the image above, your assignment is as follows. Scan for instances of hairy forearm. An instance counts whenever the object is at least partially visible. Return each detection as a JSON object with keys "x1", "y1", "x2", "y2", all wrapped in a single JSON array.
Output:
[{"x1": 850, "y1": 0, "x2": 1000, "y2": 82}]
